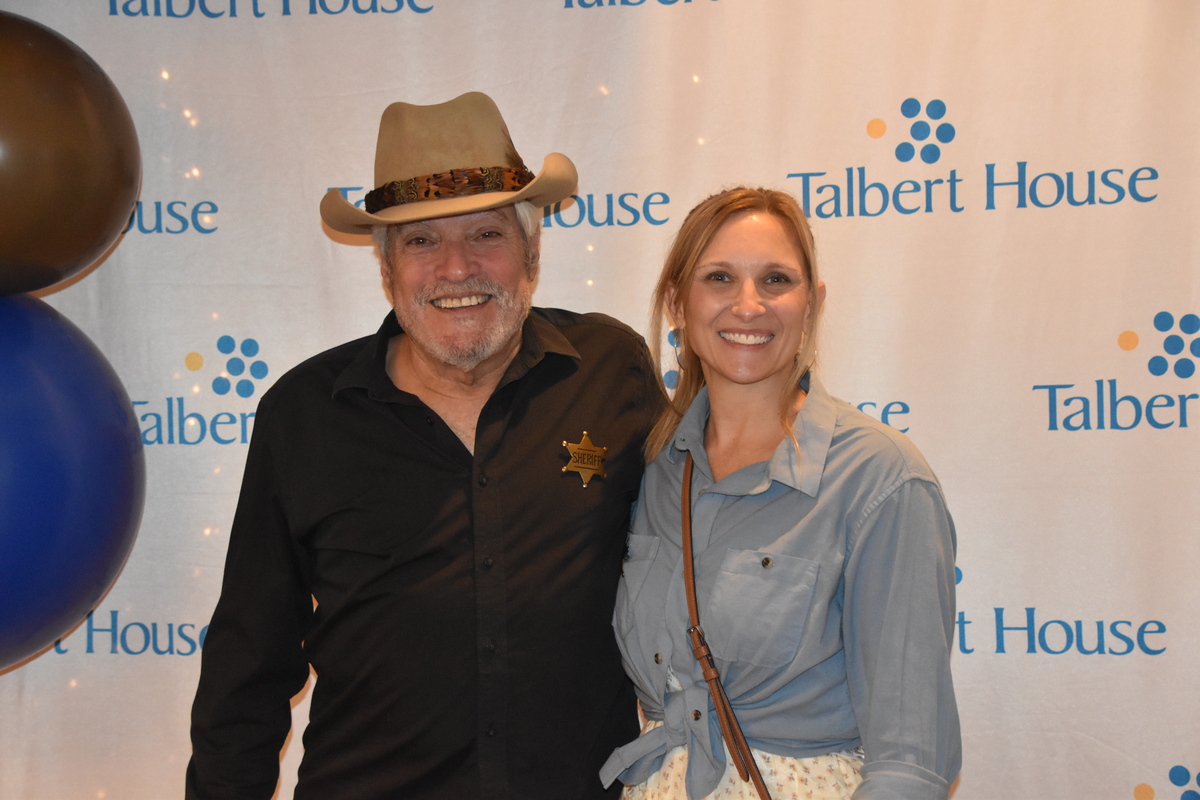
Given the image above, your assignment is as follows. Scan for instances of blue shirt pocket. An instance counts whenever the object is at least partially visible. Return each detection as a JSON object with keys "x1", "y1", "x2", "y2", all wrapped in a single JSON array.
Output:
[
  {"x1": 704, "y1": 548, "x2": 820, "y2": 670},
  {"x1": 614, "y1": 534, "x2": 660, "y2": 637}
]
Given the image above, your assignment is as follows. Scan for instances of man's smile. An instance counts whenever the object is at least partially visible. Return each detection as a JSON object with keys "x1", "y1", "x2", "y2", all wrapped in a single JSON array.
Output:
[{"x1": 431, "y1": 294, "x2": 492, "y2": 309}]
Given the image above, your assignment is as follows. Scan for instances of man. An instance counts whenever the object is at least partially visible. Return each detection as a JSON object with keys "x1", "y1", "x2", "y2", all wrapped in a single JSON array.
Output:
[{"x1": 187, "y1": 92, "x2": 662, "y2": 799}]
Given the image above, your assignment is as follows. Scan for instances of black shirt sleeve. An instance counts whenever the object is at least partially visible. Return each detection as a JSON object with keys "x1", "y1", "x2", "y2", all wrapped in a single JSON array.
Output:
[{"x1": 186, "y1": 391, "x2": 314, "y2": 800}]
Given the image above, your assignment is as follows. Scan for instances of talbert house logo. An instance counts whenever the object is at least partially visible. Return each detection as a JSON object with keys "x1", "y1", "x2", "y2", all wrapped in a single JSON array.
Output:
[
  {"x1": 1033, "y1": 311, "x2": 1200, "y2": 432},
  {"x1": 788, "y1": 94, "x2": 1158, "y2": 219},
  {"x1": 132, "y1": 334, "x2": 270, "y2": 445}
]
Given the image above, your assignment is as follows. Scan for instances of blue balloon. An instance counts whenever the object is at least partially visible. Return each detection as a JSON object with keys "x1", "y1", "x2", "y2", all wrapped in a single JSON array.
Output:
[{"x1": 0, "y1": 294, "x2": 145, "y2": 669}]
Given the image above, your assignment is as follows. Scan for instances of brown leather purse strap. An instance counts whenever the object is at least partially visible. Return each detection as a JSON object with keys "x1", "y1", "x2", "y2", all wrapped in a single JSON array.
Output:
[{"x1": 681, "y1": 452, "x2": 772, "y2": 800}]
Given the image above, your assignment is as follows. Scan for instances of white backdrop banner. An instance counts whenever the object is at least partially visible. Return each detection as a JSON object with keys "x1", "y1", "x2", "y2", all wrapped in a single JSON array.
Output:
[{"x1": 1, "y1": 1, "x2": 1198, "y2": 799}]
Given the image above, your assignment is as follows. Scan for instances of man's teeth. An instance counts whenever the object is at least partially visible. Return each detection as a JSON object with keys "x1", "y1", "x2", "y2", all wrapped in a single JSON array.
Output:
[
  {"x1": 720, "y1": 331, "x2": 773, "y2": 345},
  {"x1": 432, "y1": 295, "x2": 490, "y2": 309}
]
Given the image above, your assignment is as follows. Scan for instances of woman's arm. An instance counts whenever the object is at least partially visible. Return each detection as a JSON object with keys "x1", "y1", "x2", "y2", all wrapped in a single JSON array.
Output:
[{"x1": 842, "y1": 477, "x2": 961, "y2": 800}]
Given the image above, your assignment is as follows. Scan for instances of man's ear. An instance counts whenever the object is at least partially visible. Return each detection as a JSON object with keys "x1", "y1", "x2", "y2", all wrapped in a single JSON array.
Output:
[
  {"x1": 378, "y1": 252, "x2": 394, "y2": 307},
  {"x1": 526, "y1": 227, "x2": 541, "y2": 281}
]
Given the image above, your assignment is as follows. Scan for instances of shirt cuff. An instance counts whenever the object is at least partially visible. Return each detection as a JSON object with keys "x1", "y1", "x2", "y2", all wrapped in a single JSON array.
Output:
[
  {"x1": 599, "y1": 724, "x2": 670, "y2": 788},
  {"x1": 853, "y1": 760, "x2": 951, "y2": 800}
]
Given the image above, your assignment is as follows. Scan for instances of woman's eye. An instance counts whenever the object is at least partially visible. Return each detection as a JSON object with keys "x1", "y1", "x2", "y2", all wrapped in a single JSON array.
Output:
[
  {"x1": 765, "y1": 273, "x2": 791, "y2": 284},
  {"x1": 704, "y1": 271, "x2": 730, "y2": 282}
]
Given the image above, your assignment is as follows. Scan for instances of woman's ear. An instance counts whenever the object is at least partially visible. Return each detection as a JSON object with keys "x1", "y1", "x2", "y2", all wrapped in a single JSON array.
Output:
[{"x1": 665, "y1": 284, "x2": 684, "y2": 331}]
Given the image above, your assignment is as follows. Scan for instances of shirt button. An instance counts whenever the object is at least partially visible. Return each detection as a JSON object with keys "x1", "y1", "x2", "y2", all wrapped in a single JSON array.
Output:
[
  {"x1": 486, "y1": 725, "x2": 496, "y2": 737},
  {"x1": 692, "y1": 710, "x2": 701, "y2": 721},
  {"x1": 485, "y1": 640, "x2": 496, "y2": 653},
  {"x1": 761, "y1": 557, "x2": 773, "y2": 568},
  {"x1": 483, "y1": 556, "x2": 494, "y2": 568},
  {"x1": 478, "y1": 475, "x2": 488, "y2": 487},
  {"x1": 654, "y1": 653, "x2": 662, "y2": 664}
]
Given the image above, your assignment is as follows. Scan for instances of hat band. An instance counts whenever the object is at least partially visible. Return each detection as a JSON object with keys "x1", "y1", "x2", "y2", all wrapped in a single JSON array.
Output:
[{"x1": 364, "y1": 165, "x2": 536, "y2": 214}]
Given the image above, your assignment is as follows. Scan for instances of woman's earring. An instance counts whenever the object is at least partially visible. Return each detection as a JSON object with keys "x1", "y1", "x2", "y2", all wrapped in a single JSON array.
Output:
[{"x1": 664, "y1": 328, "x2": 683, "y2": 390}]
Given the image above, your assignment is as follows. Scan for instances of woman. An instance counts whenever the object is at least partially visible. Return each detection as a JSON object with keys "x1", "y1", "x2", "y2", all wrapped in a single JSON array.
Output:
[{"x1": 600, "y1": 188, "x2": 961, "y2": 800}]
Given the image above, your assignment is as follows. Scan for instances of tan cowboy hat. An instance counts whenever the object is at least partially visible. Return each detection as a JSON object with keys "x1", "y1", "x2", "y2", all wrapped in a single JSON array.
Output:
[{"x1": 320, "y1": 91, "x2": 577, "y2": 234}]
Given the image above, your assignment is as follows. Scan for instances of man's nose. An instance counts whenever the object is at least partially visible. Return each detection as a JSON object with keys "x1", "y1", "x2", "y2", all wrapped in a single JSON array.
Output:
[{"x1": 435, "y1": 239, "x2": 476, "y2": 281}]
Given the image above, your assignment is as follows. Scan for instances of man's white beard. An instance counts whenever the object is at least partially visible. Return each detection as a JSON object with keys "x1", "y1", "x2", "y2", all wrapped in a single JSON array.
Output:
[{"x1": 394, "y1": 275, "x2": 532, "y2": 372}]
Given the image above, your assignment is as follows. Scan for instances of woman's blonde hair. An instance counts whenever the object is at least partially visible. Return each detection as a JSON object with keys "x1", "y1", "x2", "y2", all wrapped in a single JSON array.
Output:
[{"x1": 643, "y1": 187, "x2": 822, "y2": 461}]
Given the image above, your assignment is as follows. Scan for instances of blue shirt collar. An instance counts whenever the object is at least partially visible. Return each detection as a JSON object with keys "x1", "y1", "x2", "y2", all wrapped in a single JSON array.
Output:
[{"x1": 668, "y1": 373, "x2": 837, "y2": 498}]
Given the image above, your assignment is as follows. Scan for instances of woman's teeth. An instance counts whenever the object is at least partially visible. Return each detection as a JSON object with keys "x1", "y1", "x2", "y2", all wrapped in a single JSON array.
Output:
[{"x1": 720, "y1": 331, "x2": 773, "y2": 345}]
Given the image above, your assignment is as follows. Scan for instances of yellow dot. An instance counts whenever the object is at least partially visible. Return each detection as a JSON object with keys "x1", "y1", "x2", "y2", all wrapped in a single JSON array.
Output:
[
  {"x1": 1132, "y1": 783, "x2": 1155, "y2": 800},
  {"x1": 1118, "y1": 330, "x2": 1139, "y2": 351},
  {"x1": 184, "y1": 352, "x2": 204, "y2": 371},
  {"x1": 866, "y1": 118, "x2": 887, "y2": 138}
]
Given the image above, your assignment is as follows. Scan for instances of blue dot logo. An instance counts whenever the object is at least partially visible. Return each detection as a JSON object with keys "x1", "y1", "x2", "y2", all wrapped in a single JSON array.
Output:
[
  {"x1": 203, "y1": 335, "x2": 271, "y2": 397},
  {"x1": 1136, "y1": 762, "x2": 1200, "y2": 800},
  {"x1": 1134, "y1": 311, "x2": 1200, "y2": 379},
  {"x1": 664, "y1": 328, "x2": 683, "y2": 390},
  {"x1": 870, "y1": 97, "x2": 956, "y2": 164}
]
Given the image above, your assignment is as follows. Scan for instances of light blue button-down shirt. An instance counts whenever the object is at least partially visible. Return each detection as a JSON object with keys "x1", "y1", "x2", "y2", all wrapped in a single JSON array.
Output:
[{"x1": 600, "y1": 375, "x2": 961, "y2": 799}]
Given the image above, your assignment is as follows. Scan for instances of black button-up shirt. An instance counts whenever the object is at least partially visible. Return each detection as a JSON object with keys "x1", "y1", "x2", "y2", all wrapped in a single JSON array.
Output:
[{"x1": 187, "y1": 309, "x2": 662, "y2": 800}]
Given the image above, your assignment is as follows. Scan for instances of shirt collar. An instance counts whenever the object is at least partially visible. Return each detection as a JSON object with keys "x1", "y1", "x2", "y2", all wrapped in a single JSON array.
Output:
[
  {"x1": 331, "y1": 309, "x2": 580, "y2": 402},
  {"x1": 667, "y1": 373, "x2": 836, "y2": 498}
]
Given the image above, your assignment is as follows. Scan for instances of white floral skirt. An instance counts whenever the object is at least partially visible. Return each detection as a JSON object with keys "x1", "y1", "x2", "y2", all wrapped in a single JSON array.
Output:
[{"x1": 622, "y1": 720, "x2": 864, "y2": 800}]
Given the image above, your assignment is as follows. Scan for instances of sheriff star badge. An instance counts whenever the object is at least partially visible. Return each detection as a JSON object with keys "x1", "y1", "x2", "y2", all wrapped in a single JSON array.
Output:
[{"x1": 562, "y1": 431, "x2": 607, "y2": 488}]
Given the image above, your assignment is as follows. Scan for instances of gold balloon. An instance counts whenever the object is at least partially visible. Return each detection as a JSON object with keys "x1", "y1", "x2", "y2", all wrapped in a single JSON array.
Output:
[{"x1": 0, "y1": 12, "x2": 140, "y2": 295}]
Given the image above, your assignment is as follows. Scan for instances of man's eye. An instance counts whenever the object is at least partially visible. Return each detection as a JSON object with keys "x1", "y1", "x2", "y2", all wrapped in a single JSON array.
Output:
[{"x1": 406, "y1": 236, "x2": 430, "y2": 246}]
